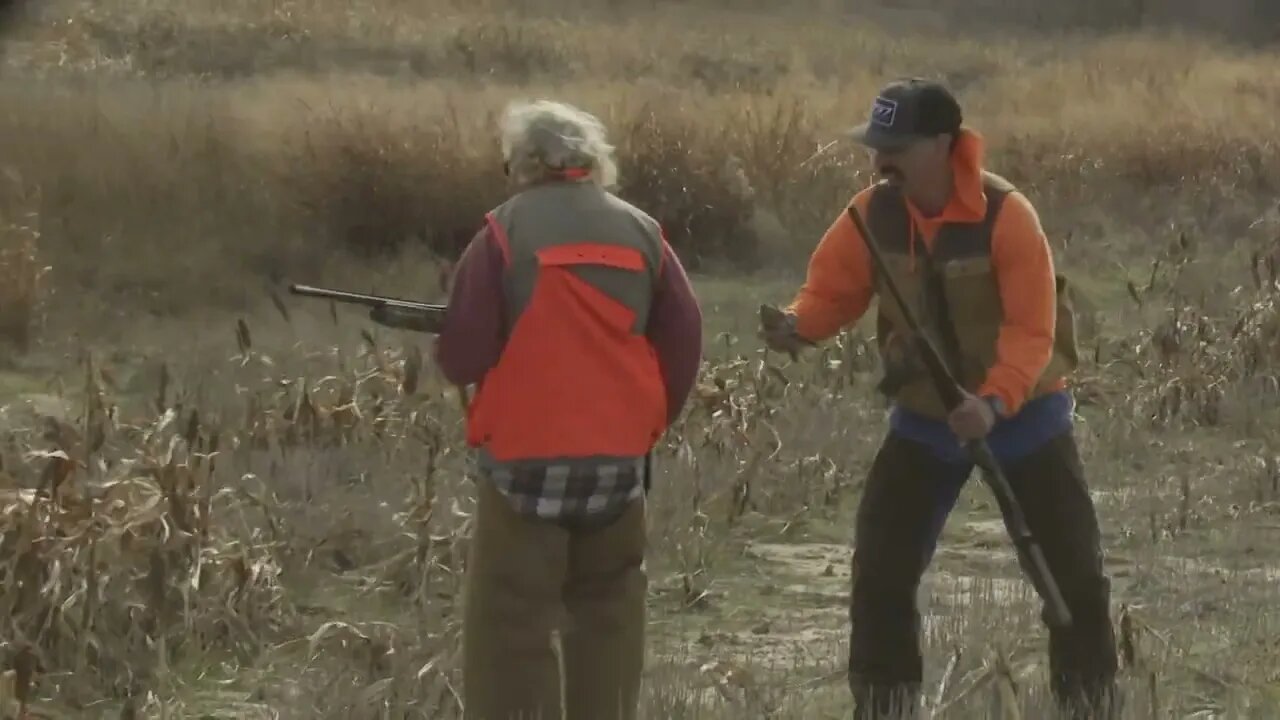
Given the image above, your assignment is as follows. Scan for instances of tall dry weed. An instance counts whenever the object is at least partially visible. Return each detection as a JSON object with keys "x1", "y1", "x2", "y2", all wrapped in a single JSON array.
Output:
[
  {"x1": 0, "y1": 169, "x2": 48, "y2": 356},
  {"x1": 1, "y1": 5, "x2": 1277, "y2": 311},
  {"x1": 276, "y1": 99, "x2": 506, "y2": 261},
  {"x1": 0, "y1": 263, "x2": 1275, "y2": 715}
]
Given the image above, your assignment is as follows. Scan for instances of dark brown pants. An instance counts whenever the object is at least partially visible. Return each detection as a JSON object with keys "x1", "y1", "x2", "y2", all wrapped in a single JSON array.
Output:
[
  {"x1": 847, "y1": 431, "x2": 1119, "y2": 719},
  {"x1": 461, "y1": 478, "x2": 647, "y2": 720}
]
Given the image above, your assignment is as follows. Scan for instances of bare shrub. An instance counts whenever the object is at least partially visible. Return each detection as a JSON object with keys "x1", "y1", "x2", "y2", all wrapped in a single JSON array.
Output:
[{"x1": 0, "y1": 170, "x2": 47, "y2": 356}]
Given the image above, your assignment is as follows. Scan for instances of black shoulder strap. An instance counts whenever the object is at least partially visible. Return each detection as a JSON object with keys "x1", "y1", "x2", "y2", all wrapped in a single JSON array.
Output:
[
  {"x1": 910, "y1": 226, "x2": 966, "y2": 380},
  {"x1": 913, "y1": 177, "x2": 1010, "y2": 385}
]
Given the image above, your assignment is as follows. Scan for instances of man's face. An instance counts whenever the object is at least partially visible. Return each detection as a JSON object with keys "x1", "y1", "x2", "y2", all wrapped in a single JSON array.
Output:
[{"x1": 871, "y1": 134, "x2": 950, "y2": 189}]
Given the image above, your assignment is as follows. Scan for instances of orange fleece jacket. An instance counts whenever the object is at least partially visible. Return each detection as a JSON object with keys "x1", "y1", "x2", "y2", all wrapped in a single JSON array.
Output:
[{"x1": 785, "y1": 129, "x2": 1062, "y2": 416}]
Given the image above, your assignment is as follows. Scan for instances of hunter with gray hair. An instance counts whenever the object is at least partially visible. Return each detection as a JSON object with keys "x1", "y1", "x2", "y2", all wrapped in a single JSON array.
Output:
[
  {"x1": 433, "y1": 99, "x2": 703, "y2": 720},
  {"x1": 500, "y1": 99, "x2": 619, "y2": 188}
]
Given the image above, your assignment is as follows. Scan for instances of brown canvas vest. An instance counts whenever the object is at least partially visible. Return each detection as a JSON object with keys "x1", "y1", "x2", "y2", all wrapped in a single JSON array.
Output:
[{"x1": 868, "y1": 171, "x2": 1080, "y2": 420}]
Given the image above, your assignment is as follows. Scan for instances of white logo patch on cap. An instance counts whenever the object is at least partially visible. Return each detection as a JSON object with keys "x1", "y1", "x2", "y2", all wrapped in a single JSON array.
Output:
[{"x1": 871, "y1": 96, "x2": 897, "y2": 127}]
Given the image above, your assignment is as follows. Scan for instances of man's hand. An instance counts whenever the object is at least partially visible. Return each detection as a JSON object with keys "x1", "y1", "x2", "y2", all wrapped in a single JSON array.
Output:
[
  {"x1": 948, "y1": 391, "x2": 998, "y2": 441},
  {"x1": 758, "y1": 304, "x2": 812, "y2": 360}
]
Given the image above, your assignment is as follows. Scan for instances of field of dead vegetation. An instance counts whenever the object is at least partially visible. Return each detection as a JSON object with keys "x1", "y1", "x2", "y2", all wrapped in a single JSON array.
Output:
[{"x1": 1, "y1": 0, "x2": 1280, "y2": 717}]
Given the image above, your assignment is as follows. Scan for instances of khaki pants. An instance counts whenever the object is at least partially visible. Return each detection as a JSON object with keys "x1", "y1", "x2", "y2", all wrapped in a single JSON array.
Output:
[{"x1": 461, "y1": 477, "x2": 648, "y2": 720}]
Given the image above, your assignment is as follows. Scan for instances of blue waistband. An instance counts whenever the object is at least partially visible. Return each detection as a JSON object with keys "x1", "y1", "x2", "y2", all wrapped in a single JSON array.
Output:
[{"x1": 888, "y1": 390, "x2": 1075, "y2": 466}]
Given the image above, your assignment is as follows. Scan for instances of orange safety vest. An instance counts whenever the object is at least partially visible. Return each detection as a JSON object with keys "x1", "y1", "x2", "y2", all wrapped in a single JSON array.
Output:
[{"x1": 464, "y1": 180, "x2": 669, "y2": 463}]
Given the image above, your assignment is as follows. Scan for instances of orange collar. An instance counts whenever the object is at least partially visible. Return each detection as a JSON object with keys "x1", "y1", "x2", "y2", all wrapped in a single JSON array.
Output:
[
  {"x1": 900, "y1": 128, "x2": 988, "y2": 269},
  {"x1": 904, "y1": 127, "x2": 988, "y2": 229}
]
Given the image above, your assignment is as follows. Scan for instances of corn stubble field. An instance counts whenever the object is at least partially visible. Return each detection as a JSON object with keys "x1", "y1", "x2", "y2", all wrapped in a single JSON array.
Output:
[{"x1": 1, "y1": 0, "x2": 1280, "y2": 717}]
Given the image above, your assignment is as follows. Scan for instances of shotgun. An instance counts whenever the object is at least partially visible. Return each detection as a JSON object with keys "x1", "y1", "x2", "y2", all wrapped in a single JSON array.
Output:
[
  {"x1": 288, "y1": 283, "x2": 473, "y2": 410},
  {"x1": 288, "y1": 283, "x2": 448, "y2": 334},
  {"x1": 844, "y1": 203, "x2": 1073, "y2": 627}
]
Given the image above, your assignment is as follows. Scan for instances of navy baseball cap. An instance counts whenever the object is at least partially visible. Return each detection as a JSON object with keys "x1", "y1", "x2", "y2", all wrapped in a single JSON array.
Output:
[{"x1": 848, "y1": 78, "x2": 963, "y2": 151}]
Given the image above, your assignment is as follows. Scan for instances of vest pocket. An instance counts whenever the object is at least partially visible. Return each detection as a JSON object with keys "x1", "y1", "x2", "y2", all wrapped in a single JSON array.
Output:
[
  {"x1": 941, "y1": 259, "x2": 1003, "y2": 330},
  {"x1": 1048, "y1": 273, "x2": 1082, "y2": 374},
  {"x1": 935, "y1": 259, "x2": 1002, "y2": 388}
]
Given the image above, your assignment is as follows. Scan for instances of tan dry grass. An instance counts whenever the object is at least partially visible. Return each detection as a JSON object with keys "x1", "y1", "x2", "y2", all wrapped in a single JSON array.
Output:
[
  {"x1": 0, "y1": 169, "x2": 47, "y2": 357},
  {"x1": 2, "y1": 264, "x2": 1279, "y2": 717},
  {"x1": 0, "y1": 3, "x2": 1276, "y2": 327}
]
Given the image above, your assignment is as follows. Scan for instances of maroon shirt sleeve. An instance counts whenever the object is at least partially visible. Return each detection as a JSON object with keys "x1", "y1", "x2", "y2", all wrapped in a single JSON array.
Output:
[
  {"x1": 433, "y1": 226, "x2": 506, "y2": 386},
  {"x1": 646, "y1": 239, "x2": 703, "y2": 426}
]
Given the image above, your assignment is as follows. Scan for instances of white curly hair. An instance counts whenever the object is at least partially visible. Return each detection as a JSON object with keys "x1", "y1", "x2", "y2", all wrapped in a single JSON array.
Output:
[{"x1": 500, "y1": 99, "x2": 618, "y2": 188}]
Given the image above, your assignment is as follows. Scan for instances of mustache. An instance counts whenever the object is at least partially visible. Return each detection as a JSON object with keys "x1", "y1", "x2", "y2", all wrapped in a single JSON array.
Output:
[{"x1": 877, "y1": 163, "x2": 903, "y2": 179}]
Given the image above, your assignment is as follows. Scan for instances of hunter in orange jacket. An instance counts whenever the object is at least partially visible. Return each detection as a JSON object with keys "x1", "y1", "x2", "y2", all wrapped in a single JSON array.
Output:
[
  {"x1": 785, "y1": 127, "x2": 1063, "y2": 417},
  {"x1": 760, "y1": 78, "x2": 1118, "y2": 720}
]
